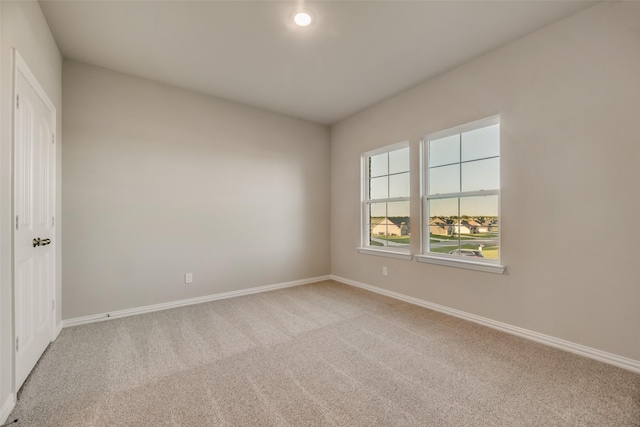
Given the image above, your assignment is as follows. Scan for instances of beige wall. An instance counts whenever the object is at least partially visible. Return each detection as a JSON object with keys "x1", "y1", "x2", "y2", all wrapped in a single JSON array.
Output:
[
  {"x1": 0, "y1": 0, "x2": 62, "y2": 412},
  {"x1": 62, "y1": 61, "x2": 331, "y2": 320},
  {"x1": 331, "y1": 2, "x2": 640, "y2": 361}
]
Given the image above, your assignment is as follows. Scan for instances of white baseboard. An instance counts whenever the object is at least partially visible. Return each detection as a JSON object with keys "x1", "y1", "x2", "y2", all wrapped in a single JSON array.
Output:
[
  {"x1": 331, "y1": 275, "x2": 640, "y2": 374},
  {"x1": 63, "y1": 275, "x2": 331, "y2": 328},
  {"x1": 0, "y1": 393, "x2": 15, "y2": 425}
]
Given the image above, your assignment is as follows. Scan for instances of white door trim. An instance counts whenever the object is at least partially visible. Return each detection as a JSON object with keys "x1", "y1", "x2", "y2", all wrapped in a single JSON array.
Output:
[
  {"x1": 12, "y1": 48, "x2": 57, "y2": 391},
  {"x1": 14, "y1": 51, "x2": 56, "y2": 114}
]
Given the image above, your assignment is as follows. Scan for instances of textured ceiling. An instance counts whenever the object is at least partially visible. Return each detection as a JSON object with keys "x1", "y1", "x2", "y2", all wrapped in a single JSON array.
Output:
[{"x1": 40, "y1": 1, "x2": 596, "y2": 125}]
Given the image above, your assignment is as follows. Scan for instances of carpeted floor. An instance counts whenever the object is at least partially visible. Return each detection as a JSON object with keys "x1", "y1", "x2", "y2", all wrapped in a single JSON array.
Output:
[{"x1": 8, "y1": 280, "x2": 640, "y2": 426}]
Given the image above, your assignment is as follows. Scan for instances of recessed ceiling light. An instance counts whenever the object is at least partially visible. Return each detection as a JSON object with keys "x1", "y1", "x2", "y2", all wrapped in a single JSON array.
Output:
[{"x1": 294, "y1": 12, "x2": 313, "y2": 27}]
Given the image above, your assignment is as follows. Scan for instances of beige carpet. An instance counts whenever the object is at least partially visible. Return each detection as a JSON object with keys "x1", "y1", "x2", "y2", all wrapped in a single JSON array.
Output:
[{"x1": 8, "y1": 280, "x2": 640, "y2": 426}]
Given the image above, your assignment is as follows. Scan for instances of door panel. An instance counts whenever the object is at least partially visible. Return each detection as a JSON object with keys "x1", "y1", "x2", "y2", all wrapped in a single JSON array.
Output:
[
  {"x1": 14, "y1": 67, "x2": 55, "y2": 391},
  {"x1": 14, "y1": 89, "x2": 32, "y2": 231}
]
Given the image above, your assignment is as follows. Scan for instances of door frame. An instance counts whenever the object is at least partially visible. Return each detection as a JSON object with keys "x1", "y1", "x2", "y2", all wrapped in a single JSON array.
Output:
[{"x1": 12, "y1": 48, "x2": 57, "y2": 391}]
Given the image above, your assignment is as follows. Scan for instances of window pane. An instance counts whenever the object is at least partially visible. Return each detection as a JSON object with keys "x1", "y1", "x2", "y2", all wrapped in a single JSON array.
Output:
[
  {"x1": 369, "y1": 176, "x2": 388, "y2": 199},
  {"x1": 387, "y1": 201, "x2": 410, "y2": 249},
  {"x1": 428, "y1": 198, "x2": 459, "y2": 253},
  {"x1": 369, "y1": 202, "x2": 386, "y2": 219},
  {"x1": 461, "y1": 124, "x2": 499, "y2": 162},
  {"x1": 428, "y1": 197, "x2": 458, "y2": 219},
  {"x1": 389, "y1": 172, "x2": 410, "y2": 198},
  {"x1": 429, "y1": 134, "x2": 459, "y2": 167},
  {"x1": 388, "y1": 200, "x2": 410, "y2": 218},
  {"x1": 369, "y1": 153, "x2": 388, "y2": 178},
  {"x1": 430, "y1": 241, "x2": 460, "y2": 255},
  {"x1": 389, "y1": 147, "x2": 410, "y2": 174},
  {"x1": 459, "y1": 195, "x2": 499, "y2": 260},
  {"x1": 370, "y1": 221, "x2": 387, "y2": 241},
  {"x1": 369, "y1": 228, "x2": 385, "y2": 246},
  {"x1": 369, "y1": 202, "x2": 387, "y2": 246},
  {"x1": 428, "y1": 164, "x2": 460, "y2": 195},
  {"x1": 461, "y1": 157, "x2": 499, "y2": 192},
  {"x1": 428, "y1": 198, "x2": 458, "y2": 232}
]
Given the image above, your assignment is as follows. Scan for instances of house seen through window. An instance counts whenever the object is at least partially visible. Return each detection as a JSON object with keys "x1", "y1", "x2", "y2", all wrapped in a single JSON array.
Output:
[
  {"x1": 423, "y1": 116, "x2": 500, "y2": 262},
  {"x1": 363, "y1": 142, "x2": 410, "y2": 253}
]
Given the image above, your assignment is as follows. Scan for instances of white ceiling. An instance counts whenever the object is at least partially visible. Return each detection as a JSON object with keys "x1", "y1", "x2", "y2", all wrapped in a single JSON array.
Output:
[{"x1": 40, "y1": 1, "x2": 596, "y2": 125}]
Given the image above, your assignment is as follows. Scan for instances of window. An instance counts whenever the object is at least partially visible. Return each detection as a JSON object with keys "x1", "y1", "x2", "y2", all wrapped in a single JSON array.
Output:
[
  {"x1": 418, "y1": 116, "x2": 504, "y2": 273},
  {"x1": 359, "y1": 142, "x2": 412, "y2": 260}
]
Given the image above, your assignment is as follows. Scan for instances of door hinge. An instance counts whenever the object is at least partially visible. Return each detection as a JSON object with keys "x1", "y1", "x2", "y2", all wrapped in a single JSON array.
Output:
[
  {"x1": 52, "y1": 133, "x2": 55, "y2": 144},
  {"x1": 52, "y1": 216, "x2": 55, "y2": 227},
  {"x1": 16, "y1": 215, "x2": 19, "y2": 230},
  {"x1": 16, "y1": 94, "x2": 20, "y2": 109},
  {"x1": 16, "y1": 337, "x2": 19, "y2": 352},
  {"x1": 52, "y1": 299, "x2": 55, "y2": 311}
]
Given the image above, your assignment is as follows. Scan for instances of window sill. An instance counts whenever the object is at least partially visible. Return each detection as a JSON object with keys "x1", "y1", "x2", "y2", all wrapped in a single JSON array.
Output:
[
  {"x1": 357, "y1": 247, "x2": 413, "y2": 261},
  {"x1": 415, "y1": 254, "x2": 505, "y2": 274}
]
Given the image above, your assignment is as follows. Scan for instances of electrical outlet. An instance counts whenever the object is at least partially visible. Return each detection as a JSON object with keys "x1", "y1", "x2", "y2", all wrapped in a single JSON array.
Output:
[
  {"x1": 185, "y1": 273, "x2": 193, "y2": 284},
  {"x1": 383, "y1": 266, "x2": 388, "y2": 276}
]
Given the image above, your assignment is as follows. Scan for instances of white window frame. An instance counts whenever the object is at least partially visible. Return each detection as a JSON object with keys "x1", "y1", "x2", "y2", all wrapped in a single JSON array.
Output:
[
  {"x1": 357, "y1": 141, "x2": 413, "y2": 261},
  {"x1": 417, "y1": 115, "x2": 505, "y2": 274}
]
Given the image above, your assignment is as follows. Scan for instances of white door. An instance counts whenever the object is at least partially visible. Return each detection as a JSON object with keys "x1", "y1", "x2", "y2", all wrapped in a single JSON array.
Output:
[{"x1": 14, "y1": 61, "x2": 56, "y2": 391}]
